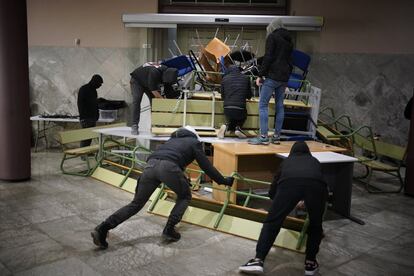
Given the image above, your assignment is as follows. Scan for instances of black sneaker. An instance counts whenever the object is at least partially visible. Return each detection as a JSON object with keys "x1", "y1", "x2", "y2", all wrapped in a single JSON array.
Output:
[
  {"x1": 239, "y1": 258, "x2": 264, "y2": 274},
  {"x1": 270, "y1": 135, "x2": 281, "y2": 145},
  {"x1": 91, "y1": 226, "x2": 108, "y2": 249},
  {"x1": 305, "y1": 260, "x2": 319, "y2": 275},
  {"x1": 162, "y1": 225, "x2": 181, "y2": 242}
]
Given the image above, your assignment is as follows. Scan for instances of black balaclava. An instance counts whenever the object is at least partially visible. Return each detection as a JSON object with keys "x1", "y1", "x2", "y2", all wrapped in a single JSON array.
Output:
[
  {"x1": 289, "y1": 141, "x2": 311, "y2": 156},
  {"x1": 162, "y1": 68, "x2": 178, "y2": 84},
  {"x1": 89, "y1": 74, "x2": 103, "y2": 89}
]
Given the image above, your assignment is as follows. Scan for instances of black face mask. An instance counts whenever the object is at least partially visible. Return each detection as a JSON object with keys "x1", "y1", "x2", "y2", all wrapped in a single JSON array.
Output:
[{"x1": 90, "y1": 75, "x2": 103, "y2": 89}]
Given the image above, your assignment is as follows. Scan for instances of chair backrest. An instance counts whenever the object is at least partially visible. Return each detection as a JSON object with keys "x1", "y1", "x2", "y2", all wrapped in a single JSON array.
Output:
[
  {"x1": 292, "y1": 49, "x2": 311, "y2": 72},
  {"x1": 287, "y1": 50, "x2": 311, "y2": 91},
  {"x1": 59, "y1": 122, "x2": 126, "y2": 145},
  {"x1": 353, "y1": 132, "x2": 406, "y2": 161},
  {"x1": 374, "y1": 140, "x2": 406, "y2": 161},
  {"x1": 161, "y1": 55, "x2": 195, "y2": 77}
]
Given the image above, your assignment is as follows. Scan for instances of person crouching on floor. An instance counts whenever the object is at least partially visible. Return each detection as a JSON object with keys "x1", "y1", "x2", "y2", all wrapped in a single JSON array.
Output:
[
  {"x1": 217, "y1": 65, "x2": 252, "y2": 139},
  {"x1": 239, "y1": 141, "x2": 327, "y2": 275},
  {"x1": 91, "y1": 126, "x2": 234, "y2": 248}
]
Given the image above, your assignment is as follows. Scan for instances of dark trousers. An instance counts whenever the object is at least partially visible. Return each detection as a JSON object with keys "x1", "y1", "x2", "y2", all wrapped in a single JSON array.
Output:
[
  {"x1": 131, "y1": 77, "x2": 154, "y2": 126},
  {"x1": 256, "y1": 180, "x2": 327, "y2": 261},
  {"x1": 224, "y1": 107, "x2": 247, "y2": 131},
  {"x1": 80, "y1": 120, "x2": 96, "y2": 147},
  {"x1": 104, "y1": 159, "x2": 192, "y2": 229}
]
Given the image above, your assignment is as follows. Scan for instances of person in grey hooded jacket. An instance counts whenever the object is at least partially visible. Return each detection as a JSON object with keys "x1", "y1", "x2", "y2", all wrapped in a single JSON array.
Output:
[
  {"x1": 239, "y1": 141, "x2": 327, "y2": 275},
  {"x1": 91, "y1": 126, "x2": 234, "y2": 249},
  {"x1": 248, "y1": 18, "x2": 293, "y2": 145}
]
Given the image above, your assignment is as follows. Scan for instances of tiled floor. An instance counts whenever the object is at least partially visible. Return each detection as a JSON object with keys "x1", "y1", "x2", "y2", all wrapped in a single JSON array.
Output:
[{"x1": 0, "y1": 150, "x2": 413, "y2": 275}]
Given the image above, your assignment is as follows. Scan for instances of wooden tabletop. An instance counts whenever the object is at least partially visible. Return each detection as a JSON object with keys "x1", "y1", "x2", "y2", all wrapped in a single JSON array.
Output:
[{"x1": 212, "y1": 140, "x2": 347, "y2": 156}]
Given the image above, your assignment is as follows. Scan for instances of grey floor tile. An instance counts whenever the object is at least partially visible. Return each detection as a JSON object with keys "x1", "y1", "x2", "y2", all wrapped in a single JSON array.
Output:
[
  {"x1": 18, "y1": 201, "x2": 76, "y2": 224},
  {"x1": 0, "y1": 239, "x2": 68, "y2": 273},
  {"x1": 0, "y1": 261, "x2": 12, "y2": 276},
  {"x1": 0, "y1": 209, "x2": 31, "y2": 231},
  {"x1": 15, "y1": 257, "x2": 101, "y2": 276},
  {"x1": 0, "y1": 225, "x2": 50, "y2": 250},
  {"x1": 331, "y1": 254, "x2": 414, "y2": 276}
]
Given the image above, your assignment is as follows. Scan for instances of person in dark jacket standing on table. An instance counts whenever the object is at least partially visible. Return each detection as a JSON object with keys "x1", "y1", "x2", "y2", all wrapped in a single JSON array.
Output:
[
  {"x1": 77, "y1": 74, "x2": 103, "y2": 147},
  {"x1": 239, "y1": 141, "x2": 327, "y2": 275},
  {"x1": 91, "y1": 126, "x2": 234, "y2": 248},
  {"x1": 248, "y1": 18, "x2": 293, "y2": 145},
  {"x1": 129, "y1": 64, "x2": 178, "y2": 135},
  {"x1": 217, "y1": 65, "x2": 252, "y2": 139}
]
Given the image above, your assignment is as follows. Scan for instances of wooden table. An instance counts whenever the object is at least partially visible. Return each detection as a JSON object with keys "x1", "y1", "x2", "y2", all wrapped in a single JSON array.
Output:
[{"x1": 212, "y1": 141, "x2": 363, "y2": 224}]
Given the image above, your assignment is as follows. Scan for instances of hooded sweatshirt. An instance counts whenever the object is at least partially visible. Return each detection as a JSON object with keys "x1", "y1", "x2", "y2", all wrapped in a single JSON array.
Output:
[
  {"x1": 268, "y1": 141, "x2": 326, "y2": 198},
  {"x1": 221, "y1": 65, "x2": 252, "y2": 109},
  {"x1": 148, "y1": 128, "x2": 226, "y2": 184},
  {"x1": 130, "y1": 65, "x2": 168, "y2": 91},
  {"x1": 258, "y1": 23, "x2": 293, "y2": 82},
  {"x1": 77, "y1": 75, "x2": 103, "y2": 121}
]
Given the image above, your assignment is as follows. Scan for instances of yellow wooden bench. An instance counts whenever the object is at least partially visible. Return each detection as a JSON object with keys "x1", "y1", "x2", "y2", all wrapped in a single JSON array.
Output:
[
  {"x1": 58, "y1": 122, "x2": 126, "y2": 176},
  {"x1": 327, "y1": 124, "x2": 406, "y2": 193},
  {"x1": 352, "y1": 132, "x2": 406, "y2": 193}
]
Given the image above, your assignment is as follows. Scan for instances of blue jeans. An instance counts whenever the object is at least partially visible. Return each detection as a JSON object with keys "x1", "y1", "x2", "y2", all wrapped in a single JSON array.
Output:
[{"x1": 259, "y1": 78, "x2": 286, "y2": 136}]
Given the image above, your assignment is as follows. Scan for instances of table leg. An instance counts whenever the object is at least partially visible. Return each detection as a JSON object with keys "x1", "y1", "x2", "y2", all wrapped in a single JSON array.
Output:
[{"x1": 322, "y1": 162, "x2": 364, "y2": 225}]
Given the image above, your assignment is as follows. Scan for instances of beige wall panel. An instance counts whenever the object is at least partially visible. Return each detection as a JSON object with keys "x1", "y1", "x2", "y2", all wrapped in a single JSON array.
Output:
[
  {"x1": 27, "y1": 0, "x2": 157, "y2": 47},
  {"x1": 291, "y1": 0, "x2": 414, "y2": 54}
]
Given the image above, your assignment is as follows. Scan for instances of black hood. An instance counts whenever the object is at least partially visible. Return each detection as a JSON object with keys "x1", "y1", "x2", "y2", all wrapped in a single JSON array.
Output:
[
  {"x1": 225, "y1": 65, "x2": 241, "y2": 75},
  {"x1": 289, "y1": 141, "x2": 311, "y2": 156},
  {"x1": 89, "y1": 74, "x2": 103, "y2": 89},
  {"x1": 170, "y1": 127, "x2": 199, "y2": 140},
  {"x1": 274, "y1": 28, "x2": 292, "y2": 42}
]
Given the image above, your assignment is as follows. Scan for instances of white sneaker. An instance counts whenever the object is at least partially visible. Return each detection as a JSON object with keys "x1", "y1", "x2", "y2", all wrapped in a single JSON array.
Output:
[
  {"x1": 235, "y1": 127, "x2": 247, "y2": 139},
  {"x1": 217, "y1": 124, "x2": 227, "y2": 139}
]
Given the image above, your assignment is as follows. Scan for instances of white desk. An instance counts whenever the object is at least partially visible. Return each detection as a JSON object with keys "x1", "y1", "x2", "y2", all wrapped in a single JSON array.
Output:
[
  {"x1": 93, "y1": 126, "x2": 249, "y2": 144},
  {"x1": 276, "y1": 151, "x2": 358, "y2": 163},
  {"x1": 30, "y1": 115, "x2": 115, "y2": 151}
]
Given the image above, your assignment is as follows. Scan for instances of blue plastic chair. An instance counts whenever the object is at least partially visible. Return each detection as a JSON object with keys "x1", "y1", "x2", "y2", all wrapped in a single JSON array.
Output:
[
  {"x1": 287, "y1": 50, "x2": 311, "y2": 91},
  {"x1": 161, "y1": 55, "x2": 195, "y2": 77}
]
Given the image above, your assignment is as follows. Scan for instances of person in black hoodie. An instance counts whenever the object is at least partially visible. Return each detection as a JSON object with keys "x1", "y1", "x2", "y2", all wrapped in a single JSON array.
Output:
[
  {"x1": 77, "y1": 74, "x2": 103, "y2": 147},
  {"x1": 248, "y1": 18, "x2": 293, "y2": 145},
  {"x1": 239, "y1": 141, "x2": 327, "y2": 275},
  {"x1": 129, "y1": 64, "x2": 178, "y2": 135},
  {"x1": 217, "y1": 65, "x2": 252, "y2": 139},
  {"x1": 91, "y1": 126, "x2": 234, "y2": 248}
]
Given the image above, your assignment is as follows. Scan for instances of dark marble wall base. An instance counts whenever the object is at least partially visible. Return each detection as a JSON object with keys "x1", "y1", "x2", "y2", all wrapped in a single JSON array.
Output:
[{"x1": 308, "y1": 53, "x2": 414, "y2": 146}]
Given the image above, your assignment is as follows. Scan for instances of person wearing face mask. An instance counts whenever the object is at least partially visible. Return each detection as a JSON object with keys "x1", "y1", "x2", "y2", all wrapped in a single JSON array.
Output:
[
  {"x1": 91, "y1": 126, "x2": 234, "y2": 249},
  {"x1": 77, "y1": 74, "x2": 103, "y2": 147},
  {"x1": 129, "y1": 64, "x2": 178, "y2": 135},
  {"x1": 239, "y1": 141, "x2": 327, "y2": 275}
]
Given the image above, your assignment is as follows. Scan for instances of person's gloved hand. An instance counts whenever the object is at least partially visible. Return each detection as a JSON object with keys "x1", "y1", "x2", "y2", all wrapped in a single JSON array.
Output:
[{"x1": 222, "y1": 177, "x2": 234, "y2": 187}]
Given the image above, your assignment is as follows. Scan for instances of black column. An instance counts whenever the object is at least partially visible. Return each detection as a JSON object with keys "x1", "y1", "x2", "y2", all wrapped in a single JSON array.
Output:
[
  {"x1": 0, "y1": 0, "x2": 31, "y2": 181},
  {"x1": 405, "y1": 91, "x2": 414, "y2": 196}
]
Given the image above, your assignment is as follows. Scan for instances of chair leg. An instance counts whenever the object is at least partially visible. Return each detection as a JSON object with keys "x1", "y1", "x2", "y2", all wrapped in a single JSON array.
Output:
[{"x1": 365, "y1": 168, "x2": 403, "y2": 194}]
